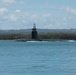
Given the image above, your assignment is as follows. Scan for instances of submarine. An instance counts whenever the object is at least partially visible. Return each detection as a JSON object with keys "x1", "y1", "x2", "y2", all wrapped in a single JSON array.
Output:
[
  {"x1": 16, "y1": 23, "x2": 42, "y2": 42},
  {"x1": 16, "y1": 23, "x2": 56, "y2": 42}
]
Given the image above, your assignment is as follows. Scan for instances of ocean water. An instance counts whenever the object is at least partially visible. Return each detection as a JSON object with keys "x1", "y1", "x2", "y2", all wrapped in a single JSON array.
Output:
[{"x1": 0, "y1": 40, "x2": 76, "y2": 75}]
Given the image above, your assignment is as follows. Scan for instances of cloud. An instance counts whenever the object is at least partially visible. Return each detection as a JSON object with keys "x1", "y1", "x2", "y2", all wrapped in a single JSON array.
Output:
[
  {"x1": 0, "y1": 8, "x2": 8, "y2": 15},
  {"x1": 8, "y1": 14, "x2": 18, "y2": 21},
  {"x1": 3, "y1": 10, "x2": 22, "y2": 22},
  {"x1": 15, "y1": 10, "x2": 21, "y2": 13},
  {"x1": 4, "y1": 14, "x2": 18, "y2": 22},
  {"x1": 0, "y1": 0, "x2": 16, "y2": 5},
  {"x1": 0, "y1": 8, "x2": 76, "y2": 29},
  {"x1": 65, "y1": 7, "x2": 76, "y2": 15}
]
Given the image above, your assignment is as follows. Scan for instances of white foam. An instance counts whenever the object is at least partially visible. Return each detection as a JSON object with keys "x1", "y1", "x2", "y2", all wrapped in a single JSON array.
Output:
[
  {"x1": 26, "y1": 41, "x2": 40, "y2": 42},
  {"x1": 68, "y1": 40, "x2": 75, "y2": 42},
  {"x1": 26, "y1": 41, "x2": 49, "y2": 42}
]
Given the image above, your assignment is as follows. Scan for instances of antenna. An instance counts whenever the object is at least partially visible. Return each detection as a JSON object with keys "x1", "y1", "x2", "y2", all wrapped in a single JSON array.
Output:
[{"x1": 33, "y1": 23, "x2": 36, "y2": 29}]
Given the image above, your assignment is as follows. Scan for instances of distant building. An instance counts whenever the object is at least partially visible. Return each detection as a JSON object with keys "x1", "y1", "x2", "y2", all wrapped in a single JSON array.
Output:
[{"x1": 32, "y1": 23, "x2": 38, "y2": 39}]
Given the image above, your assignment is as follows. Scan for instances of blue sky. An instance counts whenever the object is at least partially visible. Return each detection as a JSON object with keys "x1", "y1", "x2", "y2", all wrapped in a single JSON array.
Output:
[{"x1": 0, "y1": 0, "x2": 76, "y2": 29}]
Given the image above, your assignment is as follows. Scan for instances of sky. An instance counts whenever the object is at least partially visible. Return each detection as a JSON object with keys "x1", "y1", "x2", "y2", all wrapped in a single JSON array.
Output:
[{"x1": 0, "y1": 0, "x2": 76, "y2": 30}]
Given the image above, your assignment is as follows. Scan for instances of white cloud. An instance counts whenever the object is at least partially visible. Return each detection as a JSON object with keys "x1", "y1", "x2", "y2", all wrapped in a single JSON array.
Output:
[
  {"x1": 3, "y1": 10, "x2": 21, "y2": 22},
  {"x1": 42, "y1": 14, "x2": 52, "y2": 18},
  {"x1": 9, "y1": 14, "x2": 18, "y2": 21},
  {"x1": 0, "y1": 0, "x2": 16, "y2": 5},
  {"x1": 65, "y1": 7, "x2": 76, "y2": 15},
  {"x1": 4, "y1": 14, "x2": 18, "y2": 21},
  {"x1": 15, "y1": 10, "x2": 21, "y2": 13},
  {"x1": 3, "y1": 12, "x2": 68, "y2": 29},
  {"x1": 0, "y1": 8, "x2": 8, "y2": 15},
  {"x1": 0, "y1": 8, "x2": 76, "y2": 29}
]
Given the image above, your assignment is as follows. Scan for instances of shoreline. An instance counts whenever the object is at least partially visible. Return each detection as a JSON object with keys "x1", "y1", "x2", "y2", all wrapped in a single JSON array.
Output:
[
  {"x1": 16, "y1": 39, "x2": 76, "y2": 42},
  {"x1": 0, "y1": 39, "x2": 75, "y2": 43}
]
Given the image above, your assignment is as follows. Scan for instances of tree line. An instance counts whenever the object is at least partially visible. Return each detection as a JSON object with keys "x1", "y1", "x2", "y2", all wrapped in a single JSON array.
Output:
[
  {"x1": 0, "y1": 34, "x2": 31, "y2": 40},
  {"x1": 39, "y1": 33, "x2": 76, "y2": 40},
  {"x1": 0, "y1": 33, "x2": 76, "y2": 40}
]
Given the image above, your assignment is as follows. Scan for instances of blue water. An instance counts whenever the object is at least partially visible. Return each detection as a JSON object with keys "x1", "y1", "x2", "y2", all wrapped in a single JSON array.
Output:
[{"x1": 0, "y1": 40, "x2": 76, "y2": 75}]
